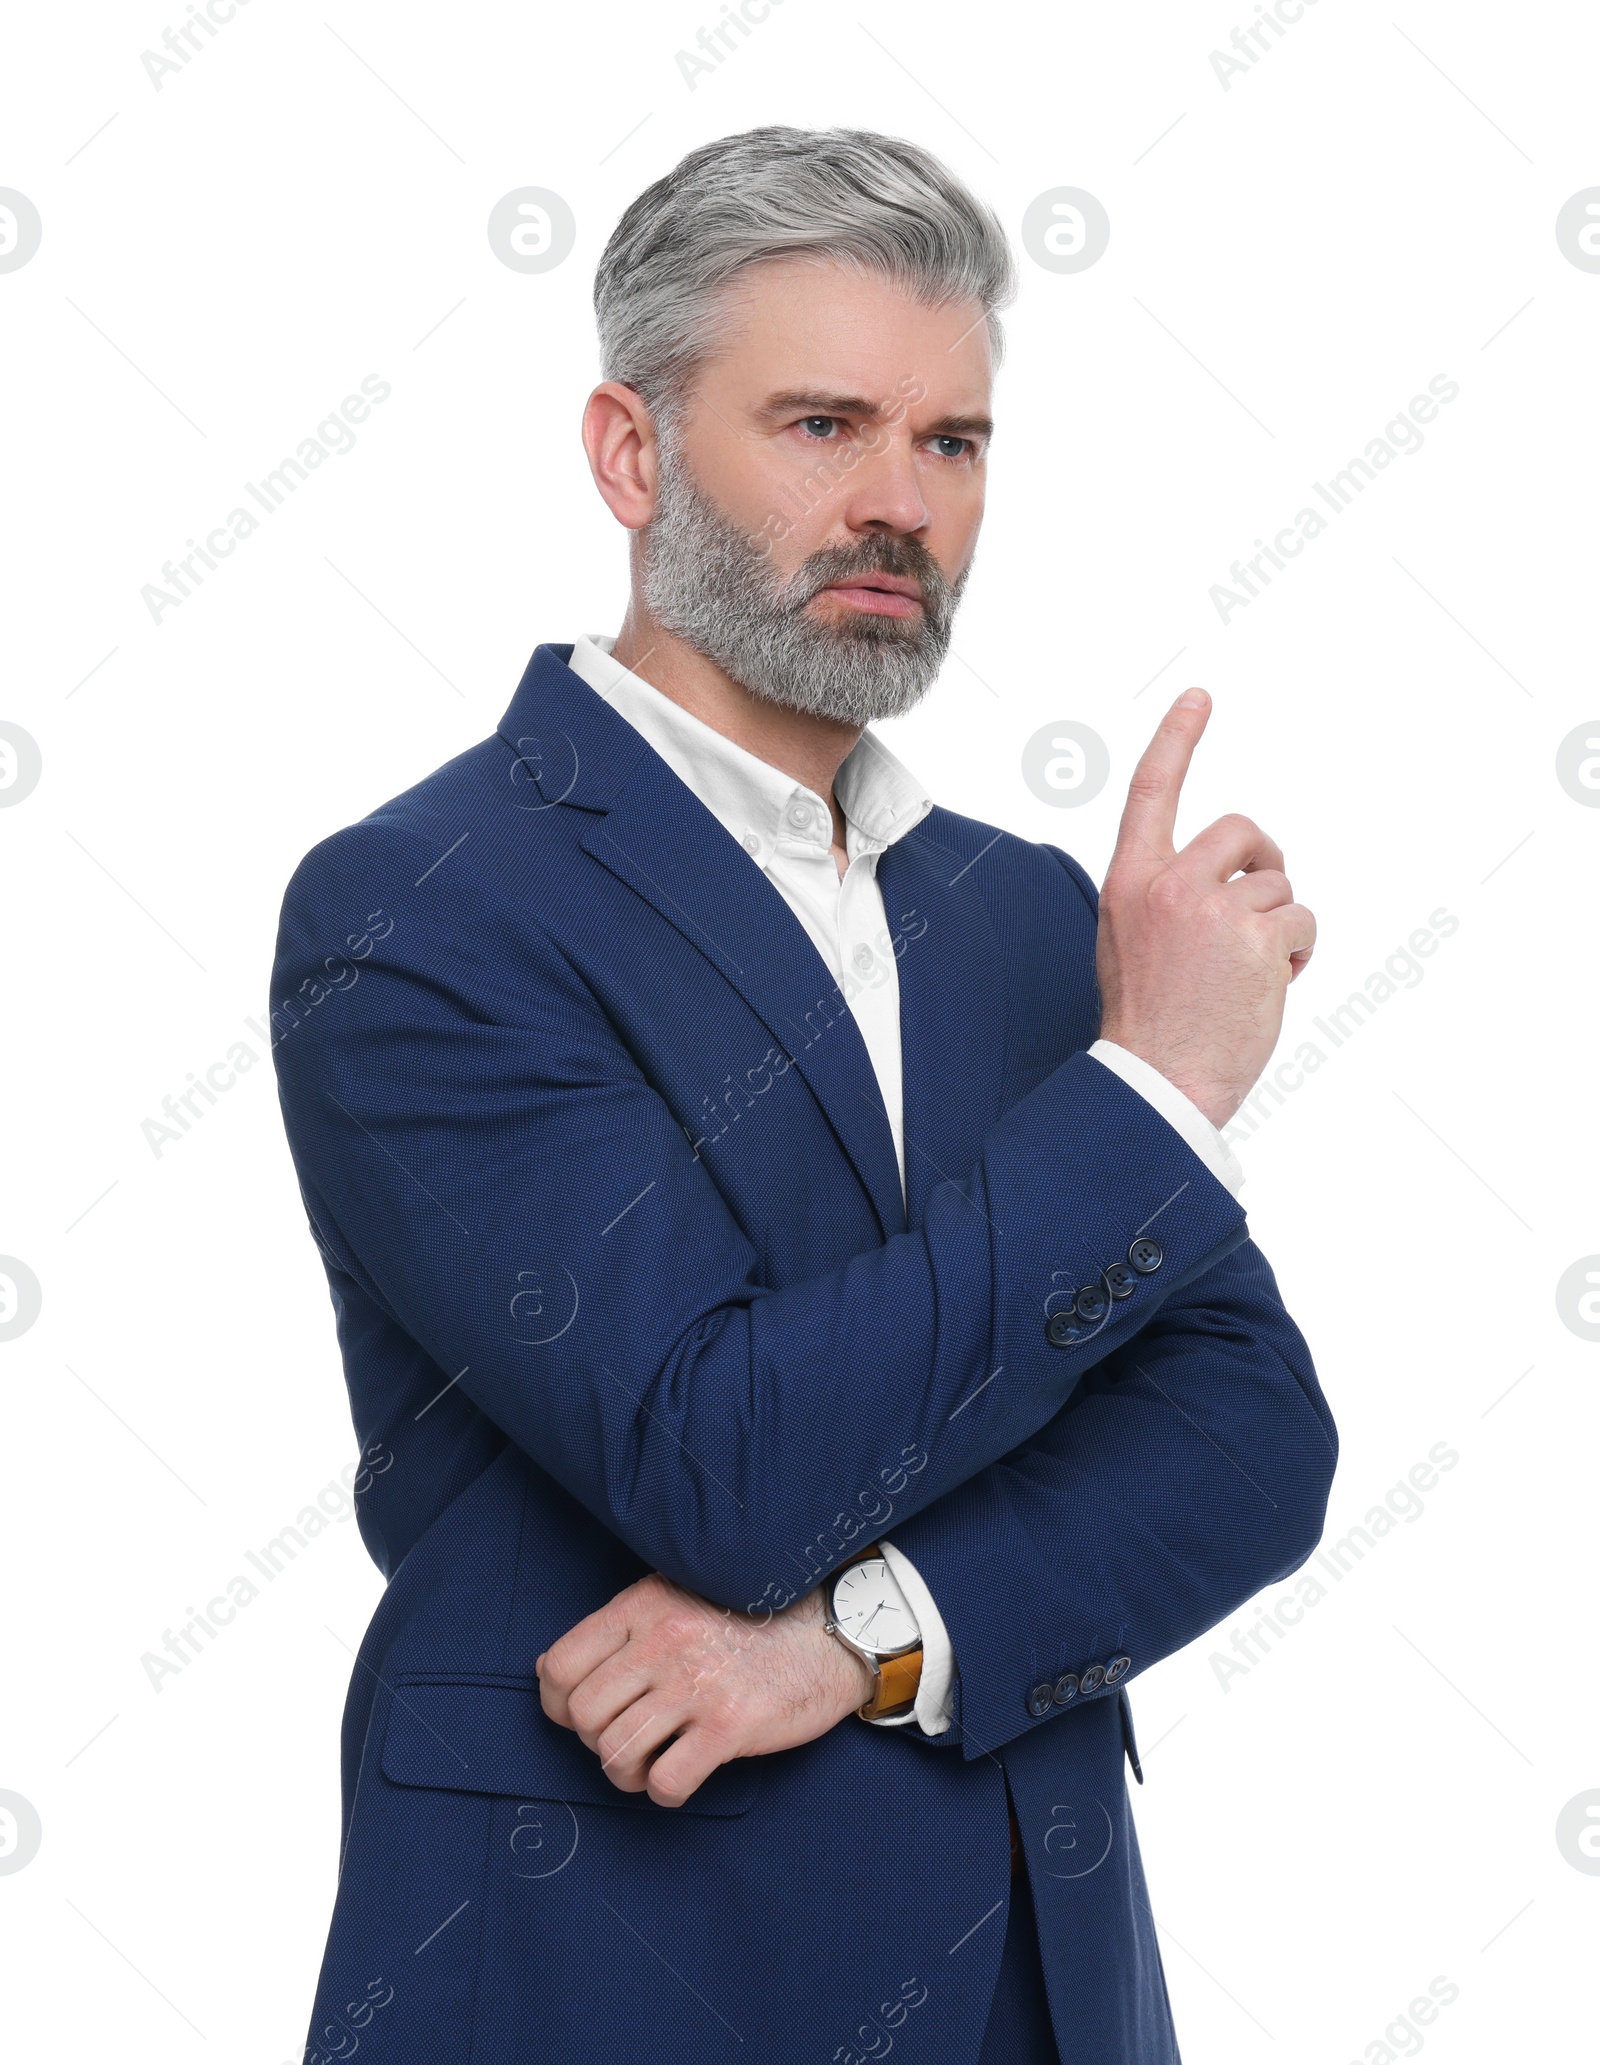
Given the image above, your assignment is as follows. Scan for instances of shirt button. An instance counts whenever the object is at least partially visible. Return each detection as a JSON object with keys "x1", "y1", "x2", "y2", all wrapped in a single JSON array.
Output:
[
  {"x1": 742, "y1": 831, "x2": 761, "y2": 855},
  {"x1": 852, "y1": 944, "x2": 874, "y2": 975},
  {"x1": 787, "y1": 801, "x2": 813, "y2": 830}
]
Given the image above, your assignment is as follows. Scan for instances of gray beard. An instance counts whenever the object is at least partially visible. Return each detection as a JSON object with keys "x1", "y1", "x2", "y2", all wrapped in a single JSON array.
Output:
[{"x1": 640, "y1": 433, "x2": 968, "y2": 727}]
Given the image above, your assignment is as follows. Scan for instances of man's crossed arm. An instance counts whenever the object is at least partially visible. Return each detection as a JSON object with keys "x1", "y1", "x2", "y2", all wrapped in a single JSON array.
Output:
[{"x1": 539, "y1": 1234, "x2": 1335, "y2": 1803}]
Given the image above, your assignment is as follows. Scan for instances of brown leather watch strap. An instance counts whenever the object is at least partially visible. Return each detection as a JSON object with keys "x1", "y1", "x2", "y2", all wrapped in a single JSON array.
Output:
[{"x1": 857, "y1": 1644, "x2": 923, "y2": 1720}]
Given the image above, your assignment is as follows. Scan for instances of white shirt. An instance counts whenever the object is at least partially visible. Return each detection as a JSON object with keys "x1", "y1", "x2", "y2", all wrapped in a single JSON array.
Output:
[{"x1": 567, "y1": 632, "x2": 1243, "y2": 1735}]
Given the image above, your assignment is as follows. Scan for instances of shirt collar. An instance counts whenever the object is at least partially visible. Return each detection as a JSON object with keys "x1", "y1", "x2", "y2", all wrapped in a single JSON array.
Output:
[{"x1": 566, "y1": 633, "x2": 933, "y2": 868}]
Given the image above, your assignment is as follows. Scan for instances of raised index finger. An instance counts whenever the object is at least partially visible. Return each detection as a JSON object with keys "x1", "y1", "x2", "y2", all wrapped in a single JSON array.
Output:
[{"x1": 1112, "y1": 688, "x2": 1211, "y2": 865}]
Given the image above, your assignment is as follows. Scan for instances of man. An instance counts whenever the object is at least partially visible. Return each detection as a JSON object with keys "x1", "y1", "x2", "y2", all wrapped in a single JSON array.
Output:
[{"x1": 271, "y1": 126, "x2": 1335, "y2": 2064}]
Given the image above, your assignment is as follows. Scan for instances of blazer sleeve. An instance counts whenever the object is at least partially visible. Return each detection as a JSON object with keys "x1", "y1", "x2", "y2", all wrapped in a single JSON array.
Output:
[
  {"x1": 270, "y1": 817, "x2": 1255, "y2": 1611},
  {"x1": 875, "y1": 1236, "x2": 1337, "y2": 1757}
]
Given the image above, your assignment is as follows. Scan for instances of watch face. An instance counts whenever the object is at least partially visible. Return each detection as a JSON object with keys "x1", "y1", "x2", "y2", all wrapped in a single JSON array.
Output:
[{"x1": 830, "y1": 1556, "x2": 919, "y2": 1657}]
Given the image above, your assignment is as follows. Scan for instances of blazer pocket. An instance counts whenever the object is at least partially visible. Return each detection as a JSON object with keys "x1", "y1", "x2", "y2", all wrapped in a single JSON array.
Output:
[{"x1": 379, "y1": 1672, "x2": 763, "y2": 1818}]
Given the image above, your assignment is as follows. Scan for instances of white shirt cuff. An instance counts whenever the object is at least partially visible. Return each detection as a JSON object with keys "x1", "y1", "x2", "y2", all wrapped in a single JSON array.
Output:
[
  {"x1": 867, "y1": 1539, "x2": 955, "y2": 1736},
  {"x1": 1087, "y1": 1038, "x2": 1245, "y2": 1197}
]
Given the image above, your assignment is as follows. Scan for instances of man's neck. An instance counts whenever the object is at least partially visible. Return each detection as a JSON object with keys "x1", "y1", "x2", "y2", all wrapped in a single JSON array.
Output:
[{"x1": 610, "y1": 601, "x2": 858, "y2": 865}]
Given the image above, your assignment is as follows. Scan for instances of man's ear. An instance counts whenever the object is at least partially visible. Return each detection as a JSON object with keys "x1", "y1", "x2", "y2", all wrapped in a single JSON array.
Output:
[{"x1": 582, "y1": 381, "x2": 662, "y2": 532}]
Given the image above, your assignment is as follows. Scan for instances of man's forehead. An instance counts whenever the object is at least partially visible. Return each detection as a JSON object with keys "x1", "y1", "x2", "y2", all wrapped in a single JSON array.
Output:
[{"x1": 707, "y1": 259, "x2": 992, "y2": 408}]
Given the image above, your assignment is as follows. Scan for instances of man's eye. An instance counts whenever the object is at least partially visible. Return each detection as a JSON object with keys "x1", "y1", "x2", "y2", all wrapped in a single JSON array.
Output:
[
  {"x1": 798, "y1": 416, "x2": 839, "y2": 439},
  {"x1": 930, "y1": 435, "x2": 971, "y2": 459}
]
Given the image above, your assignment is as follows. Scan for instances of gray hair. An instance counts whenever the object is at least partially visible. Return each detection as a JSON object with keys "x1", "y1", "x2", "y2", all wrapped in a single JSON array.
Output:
[{"x1": 593, "y1": 126, "x2": 1016, "y2": 423}]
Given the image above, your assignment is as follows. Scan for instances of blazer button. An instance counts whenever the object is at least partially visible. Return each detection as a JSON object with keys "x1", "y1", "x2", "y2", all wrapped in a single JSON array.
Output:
[
  {"x1": 1052, "y1": 1672, "x2": 1080, "y2": 1707},
  {"x1": 1045, "y1": 1311, "x2": 1080, "y2": 1348},
  {"x1": 1104, "y1": 1261, "x2": 1135, "y2": 1300},
  {"x1": 1127, "y1": 1237, "x2": 1164, "y2": 1274},
  {"x1": 1027, "y1": 1682, "x2": 1056, "y2": 1718},
  {"x1": 1079, "y1": 1663, "x2": 1106, "y2": 1693},
  {"x1": 1074, "y1": 1284, "x2": 1109, "y2": 1322},
  {"x1": 1105, "y1": 1654, "x2": 1132, "y2": 1684}
]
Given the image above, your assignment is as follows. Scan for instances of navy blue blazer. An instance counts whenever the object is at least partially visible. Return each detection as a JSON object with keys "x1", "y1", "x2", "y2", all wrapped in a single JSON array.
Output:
[{"x1": 270, "y1": 643, "x2": 1337, "y2": 2065}]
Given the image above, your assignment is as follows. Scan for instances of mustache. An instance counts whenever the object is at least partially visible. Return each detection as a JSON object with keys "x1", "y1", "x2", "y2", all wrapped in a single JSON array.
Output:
[{"x1": 785, "y1": 534, "x2": 956, "y2": 611}]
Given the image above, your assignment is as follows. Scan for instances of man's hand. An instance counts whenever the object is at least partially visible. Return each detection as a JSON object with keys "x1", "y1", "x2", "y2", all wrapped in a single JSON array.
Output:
[
  {"x1": 537, "y1": 1574, "x2": 874, "y2": 1808},
  {"x1": 1096, "y1": 687, "x2": 1316, "y2": 1129}
]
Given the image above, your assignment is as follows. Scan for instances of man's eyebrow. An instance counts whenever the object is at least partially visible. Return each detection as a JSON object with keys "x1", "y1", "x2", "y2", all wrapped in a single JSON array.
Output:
[
  {"x1": 753, "y1": 390, "x2": 994, "y2": 440},
  {"x1": 754, "y1": 390, "x2": 887, "y2": 422},
  {"x1": 925, "y1": 413, "x2": 994, "y2": 440}
]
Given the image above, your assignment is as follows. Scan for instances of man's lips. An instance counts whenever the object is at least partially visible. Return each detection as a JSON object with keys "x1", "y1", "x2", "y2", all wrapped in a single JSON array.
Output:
[{"x1": 814, "y1": 574, "x2": 924, "y2": 618}]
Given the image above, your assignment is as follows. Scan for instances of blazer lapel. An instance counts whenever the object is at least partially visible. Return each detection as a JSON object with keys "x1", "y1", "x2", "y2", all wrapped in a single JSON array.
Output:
[{"x1": 580, "y1": 761, "x2": 908, "y2": 1241}]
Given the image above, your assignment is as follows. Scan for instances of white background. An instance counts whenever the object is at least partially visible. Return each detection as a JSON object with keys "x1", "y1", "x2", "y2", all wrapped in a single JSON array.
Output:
[{"x1": 2, "y1": 0, "x2": 1596, "y2": 2057}]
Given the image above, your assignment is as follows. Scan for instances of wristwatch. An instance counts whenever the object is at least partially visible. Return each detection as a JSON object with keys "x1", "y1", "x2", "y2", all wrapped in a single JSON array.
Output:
[{"x1": 824, "y1": 1546, "x2": 923, "y2": 1720}]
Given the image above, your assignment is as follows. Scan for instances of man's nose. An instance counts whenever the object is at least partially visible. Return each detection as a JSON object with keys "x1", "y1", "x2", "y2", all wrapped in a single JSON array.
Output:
[{"x1": 839, "y1": 432, "x2": 930, "y2": 538}]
